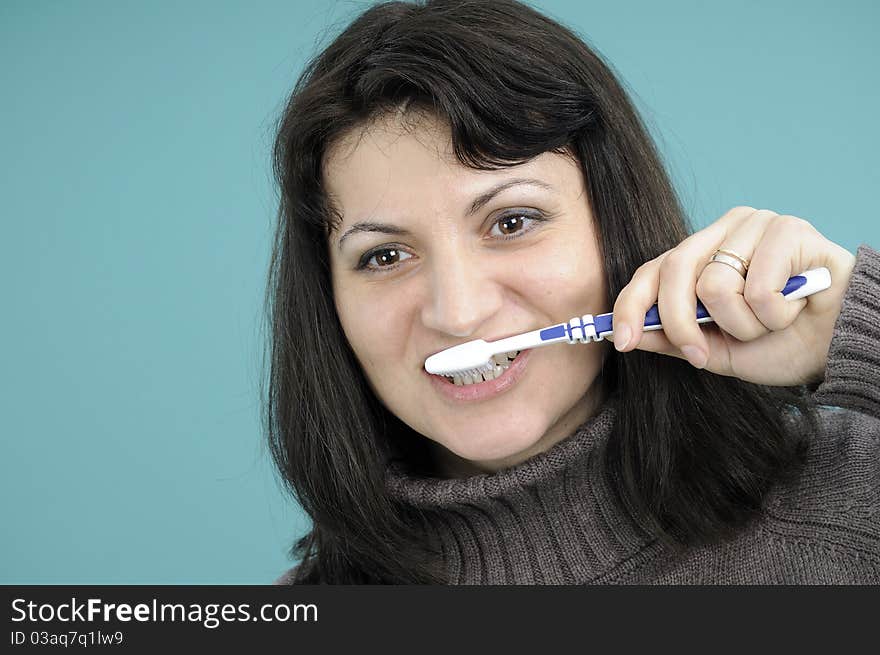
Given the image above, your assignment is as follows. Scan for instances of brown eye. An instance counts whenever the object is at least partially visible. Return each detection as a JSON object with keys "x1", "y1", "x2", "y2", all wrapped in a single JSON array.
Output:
[
  {"x1": 359, "y1": 246, "x2": 413, "y2": 272},
  {"x1": 375, "y1": 248, "x2": 400, "y2": 266},
  {"x1": 489, "y1": 211, "x2": 544, "y2": 239},
  {"x1": 497, "y1": 215, "x2": 525, "y2": 235}
]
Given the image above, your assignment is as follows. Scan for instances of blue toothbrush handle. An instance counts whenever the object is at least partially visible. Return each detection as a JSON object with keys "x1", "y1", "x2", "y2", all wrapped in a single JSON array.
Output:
[
  {"x1": 426, "y1": 267, "x2": 833, "y2": 374},
  {"x1": 592, "y1": 267, "x2": 832, "y2": 340}
]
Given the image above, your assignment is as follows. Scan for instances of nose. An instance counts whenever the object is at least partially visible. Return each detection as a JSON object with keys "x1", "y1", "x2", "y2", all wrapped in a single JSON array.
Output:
[{"x1": 420, "y1": 253, "x2": 504, "y2": 338}]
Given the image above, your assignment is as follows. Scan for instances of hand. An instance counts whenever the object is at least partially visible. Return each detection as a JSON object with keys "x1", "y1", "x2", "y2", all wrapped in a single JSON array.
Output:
[{"x1": 607, "y1": 206, "x2": 857, "y2": 386}]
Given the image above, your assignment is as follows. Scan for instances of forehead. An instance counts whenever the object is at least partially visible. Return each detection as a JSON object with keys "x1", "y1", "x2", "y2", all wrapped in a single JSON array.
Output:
[
  {"x1": 322, "y1": 112, "x2": 580, "y2": 228},
  {"x1": 323, "y1": 112, "x2": 457, "y2": 216}
]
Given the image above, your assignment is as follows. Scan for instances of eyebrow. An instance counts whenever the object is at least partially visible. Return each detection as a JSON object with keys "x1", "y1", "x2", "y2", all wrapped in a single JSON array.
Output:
[{"x1": 335, "y1": 177, "x2": 554, "y2": 251}]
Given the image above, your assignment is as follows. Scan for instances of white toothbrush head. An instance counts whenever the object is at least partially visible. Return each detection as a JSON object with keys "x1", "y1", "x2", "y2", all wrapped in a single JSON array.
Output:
[{"x1": 424, "y1": 339, "x2": 495, "y2": 377}]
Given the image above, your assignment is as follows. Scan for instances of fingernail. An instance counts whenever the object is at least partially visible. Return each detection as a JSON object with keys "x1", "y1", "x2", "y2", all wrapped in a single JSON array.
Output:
[
  {"x1": 614, "y1": 324, "x2": 631, "y2": 351},
  {"x1": 680, "y1": 345, "x2": 707, "y2": 369}
]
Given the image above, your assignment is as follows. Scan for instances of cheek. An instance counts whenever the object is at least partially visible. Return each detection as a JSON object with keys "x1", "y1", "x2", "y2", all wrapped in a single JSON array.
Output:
[
  {"x1": 520, "y1": 233, "x2": 607, "y2": 311},
  {"x1": 335, "y1": 282, "x2": 414, "y2": 373}
]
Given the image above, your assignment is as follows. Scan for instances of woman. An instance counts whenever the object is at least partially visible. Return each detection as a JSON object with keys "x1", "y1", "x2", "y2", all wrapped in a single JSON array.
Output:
[{"x1": 267, "y1": 0, "x2": 879, "y2": 584}]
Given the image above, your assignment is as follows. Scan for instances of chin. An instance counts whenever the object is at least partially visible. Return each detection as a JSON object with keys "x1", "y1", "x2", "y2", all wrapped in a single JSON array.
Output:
[{"x1": 437, "y1": 412, "x2": 550, "y2": 464}]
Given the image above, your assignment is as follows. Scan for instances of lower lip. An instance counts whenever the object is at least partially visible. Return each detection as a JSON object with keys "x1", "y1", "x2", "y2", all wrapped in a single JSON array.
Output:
[{"x1": 424, "y1": 349, "x2": 532, "y2": 403}]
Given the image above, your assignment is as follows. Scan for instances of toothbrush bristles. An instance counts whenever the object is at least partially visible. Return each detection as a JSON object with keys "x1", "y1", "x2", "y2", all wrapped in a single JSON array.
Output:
[
  {"x1": 445, "y1": 362, "x2": 494, "y2": 378},
  {"x1": 425, "y1": 340, "x2": 523, "y2": 378}
]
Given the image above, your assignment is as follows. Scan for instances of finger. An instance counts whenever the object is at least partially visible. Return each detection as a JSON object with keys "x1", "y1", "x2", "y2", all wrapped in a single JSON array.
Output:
[
  {"x1": 655, "y1": 227, "x2": 730, "y2": 368},
  {"x1": 611, "y1": 206, "x2": 754, "y2": 356},
  {"x1": 697, "y1": 209, "x2": 777, "y2": 341},
  {"x1": 622, "y1": 322, "x2": 733, "y2": 374},
  {"x1": 713, "y1": 205, "x2": 763, "y2": 233},
  {"x1": 622, "y1": 328, "x2": 682, "y2": 358},
  {"x1": 609, "y1": 254, "x2": 665, "y2": 352},
  {"x1": 743, "y1": 215, "x2": 817, "y2": 331}
]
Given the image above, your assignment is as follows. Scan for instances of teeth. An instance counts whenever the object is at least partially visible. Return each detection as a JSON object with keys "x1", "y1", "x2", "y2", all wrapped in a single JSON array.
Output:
[
  {"x1": 446, "y1": 364, "x2": 509, "y2": 386},
  {"x1": 444, "y1": 353, "x2": 522, "y2": 387},
  {"x1": 492, "y1": 351, "x2": 520, "y2": 366}
]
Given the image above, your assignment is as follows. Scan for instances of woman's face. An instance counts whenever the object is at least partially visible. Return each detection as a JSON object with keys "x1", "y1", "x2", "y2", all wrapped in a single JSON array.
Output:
[{"x1": 326, "y1": 112, "x2": 609, "y2": 475}]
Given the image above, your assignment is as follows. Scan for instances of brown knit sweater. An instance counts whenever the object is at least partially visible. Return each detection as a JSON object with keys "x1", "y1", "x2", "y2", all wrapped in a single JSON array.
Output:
[{"x1": 279, "y1": 244, "x2": 880, "y2": 584}]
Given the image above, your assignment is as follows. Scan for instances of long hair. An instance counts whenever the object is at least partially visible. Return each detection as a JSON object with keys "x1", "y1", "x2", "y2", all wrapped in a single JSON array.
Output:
[{"x1": 264, "y1": 0, "x2": 818, "y2": 583}]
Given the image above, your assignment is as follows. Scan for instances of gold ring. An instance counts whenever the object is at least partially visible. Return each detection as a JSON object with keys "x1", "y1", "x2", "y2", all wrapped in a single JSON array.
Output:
[
  {"x1": 715, "y1": 248, "x2": 750, "y2": 270},
  {"x1": 706, "y1": 251, "x2": 747, "y2": 277}
]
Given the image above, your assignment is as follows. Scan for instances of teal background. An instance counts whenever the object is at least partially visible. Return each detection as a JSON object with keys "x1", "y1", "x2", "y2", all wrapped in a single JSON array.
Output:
[{"x1": 1, "y1": 0, "x2": 877, "y2": 583}]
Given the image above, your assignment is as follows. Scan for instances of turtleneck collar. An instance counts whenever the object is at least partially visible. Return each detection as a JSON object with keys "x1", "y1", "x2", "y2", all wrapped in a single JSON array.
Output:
[{"x1": 385, "y1": 404, "x2": 662, "y2": 584}]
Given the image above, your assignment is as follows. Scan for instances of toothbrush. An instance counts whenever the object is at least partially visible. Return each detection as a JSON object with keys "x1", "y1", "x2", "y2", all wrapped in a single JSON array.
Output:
[{"x1": 424, "y1": 267, "x2": 832, "y2": 378}]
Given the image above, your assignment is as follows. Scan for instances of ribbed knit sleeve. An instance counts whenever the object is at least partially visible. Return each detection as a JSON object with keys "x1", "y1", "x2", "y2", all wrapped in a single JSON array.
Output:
[{"x1": 813, "y1": 244, "x2": 880, "y2": 419}]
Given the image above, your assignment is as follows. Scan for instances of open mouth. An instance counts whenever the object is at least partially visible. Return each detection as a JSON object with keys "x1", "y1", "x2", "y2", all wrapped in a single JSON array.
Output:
[{"x1": 444, "y1": 351, "x2": 521, "y2": 385}]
